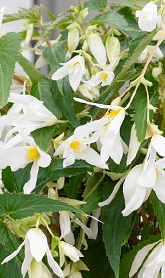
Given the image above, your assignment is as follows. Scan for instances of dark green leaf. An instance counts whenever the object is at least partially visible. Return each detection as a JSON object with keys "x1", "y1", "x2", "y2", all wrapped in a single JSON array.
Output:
[
  {"x1": 18, "y1": 54, "x2": 44, "y2": 82},
  {"x1": 102, "y1": 189, "x2": 132, "y2": 278},
  {"x1": 84, "y1": 0, "x2": 107, "y2": 12},
  {"x1": 81, "y1": 183, "x2": 102, "y2": 212},
  {"x1": 91, "y1": 11, "x2": 128, "y2": 30},
  {"x1": 32, "y1": 125, "x2": 55, "y2": 151},
  {"x1": 68, "y1": 174, "x2": 84, "y2": 199},
  {"x1": 151, "y1": 191, "x2": 165, "y2": 239},
  {"x1": 0, "y1": 193, "x2": 84, "y2": 219},
  {"x1": 0, "y1": 33, "x2": 21, "y2": 108}
]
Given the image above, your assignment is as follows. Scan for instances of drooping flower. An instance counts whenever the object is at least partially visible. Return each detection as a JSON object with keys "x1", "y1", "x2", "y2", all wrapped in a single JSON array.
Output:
[
  {"x1": 73, "y1": 98, "x2": 127, "y2": 164},
  {"x1": 51, "y1": 55, "x2": 86, "y2": 91},
  {"x1": 28, "y1": 260, "x2": 53, "y2": 278},
  {"x1": 54, "y1": 134, "x2": 108, "y2": 169},
  {"x1": 0, "y1": 135, "x2": 51, "y2": 194},
  {"x1": 59, "y1": 241, "x2": 83, "y2": 267},
  {"x1": 129, "y1": 240, "x2": 165, "y2": 278},
  {"x1": 86, "y1": 69, "x2": 115, "y2": 87},
  {"x1": 88, "y1": 33, "x2": 107, "y2": 65},
  {"x1": 136, "y1": 2, "x2": 158, "y2": 32},
  {"x1": 1, "y1": 228, "x2": 64, "y2": 278}
]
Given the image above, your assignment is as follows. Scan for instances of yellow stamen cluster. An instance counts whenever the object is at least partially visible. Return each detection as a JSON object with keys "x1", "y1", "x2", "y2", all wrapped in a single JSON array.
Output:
[
  {"x1": 105, "y1": 109, "x2": 121, "y2": 119},
  {"x1": 70, "y1": 140, "x2": 81, "y2": 150},
  {"x1": 99, "y1": 72, "x2": 108, "y2": 81},
  {"x1": 26, "y1": 148, "x2": 40, "y2": 160}
]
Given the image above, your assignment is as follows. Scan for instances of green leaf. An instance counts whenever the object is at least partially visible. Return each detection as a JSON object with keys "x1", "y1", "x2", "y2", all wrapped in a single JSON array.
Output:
[
  {"x1": 35, "y1": 158, "x2": 93, "y2": 193},
  {"x1": 3, "y1": 5, "x2": 42, "y2": 23},
  {"x1": 32, "y1": 125, "x2": 55, "y2": 151},
  {"x1": 89, "y1": 30, "x2": 157, "y2": 118},
  {"x1": 68, "y1": 174, "x2": 84, "y2": 199},
  {"x1": 0, "y1": 33, "x2": 21, "y2": 108},
  {"x1": 84, "y1": 0, "x2": 107, "y2": 12},
  {"x1": 81, "y1": 183, "x2": 102, "y2": 212},
  {"x1": 102, "y1": 188, "x2": 132, "y2": 278},
  {"x1": 91, "y1": 11, "x2": 128, "y2": 30},
  {"x1": 31, "y1": 79, "x2": 62, "y2": 118},
  {"x1": 151, "y1": 191, "x2": 165, "y2": 239},
  {"x1": 18, "y1": 54, "x2": 44, "y2": 83},
  {"x1": 2, "y1": 167, "x2": 19, "y2": 193},
  {"x1": 131, "y1": 85, "x2": 147, "y2": 142},
  {"x1": 0, "y1": 193, "x2": 84, "y2": 219}
]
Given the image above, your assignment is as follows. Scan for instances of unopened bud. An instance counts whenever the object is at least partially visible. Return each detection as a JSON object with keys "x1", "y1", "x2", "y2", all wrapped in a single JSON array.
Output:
[
  {"x1": 67, "y1": 23, "x2": 80, "y2": 54},
  {"x1": 79, "y1": 8, "x2": 88, "y2": 20},
  {"x1": 152, "y1": 63, "x2": 162, "y2": 78},
  {"x1": 88, "y1": 33, "x2": 107, "y2": 65},
  {"x1": 106, "y1": 36, "x2": 120, "y2": 64}
]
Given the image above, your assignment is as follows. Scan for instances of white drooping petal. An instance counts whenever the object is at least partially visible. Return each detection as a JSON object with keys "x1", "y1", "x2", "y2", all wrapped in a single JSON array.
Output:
[
  {"x1": 88, "y1": 208, "x2": 101, "y2": 240},
  {"x1": 73, "y1": 97, "x2": 120, "y2": 110},
  {"x1": 63, "y1": 153, "x2": 76, "y2": 168},
  {"x1": 23, "y1": 162, "x2": 39, "y2": 194},
  {"x1": 21, "y1": 239, "x2": 33, "y2": 277},
  {"x1": 126, "y1": 123, "x2": 141, "y2": 165},
  {"x1": 136, "y1": 2, "x2": 158, "y2": 32},
  {"x1": 59, "y1": 242, "x2": 83, "y2": 264},
  {"x1": 151, "y1": 135, "x2": 165, "y2": 157},
  {"x1": 28, "y1": 260, "x2": 42, "y2": 278},
  {"x1": 99, "y1": 176, "x2": 125, "y2": 207},
  {"x1": 129, "y1": 241, "x2": 160, "y2": 277},
  {"x1": 1, "y1": 240, "x2": 25, "y2": 264},
  {"x1": 153, "y1": 169, "x2": 165, "y2": 204},
  {"x1": 86, "y1": 70, "x2": 114, "y2": 87},
  {"x1": 46, "y1": 248, "x2": 64, "y2": 278},
  {"x1": 0, "y1": 147, "x2": 29, "y2": 171},
  {"x1": 37, "y1": 148, "x2": 51, "y2": 168},
  {"x1": 51, "y1": 65, "x2": 69, "y2": 80},
  {"x1": 41, "y1": 263, "x2": 53, "y2": 278},
  {"x1": 59, "y1": 211, "x2": 72, "y2": 239},
  {"x1": 27, "y1": 228, "x2": 48, "y2": 262},
  {"x1": 88, "y1": 33, "x2": 107, "y2": 65}
]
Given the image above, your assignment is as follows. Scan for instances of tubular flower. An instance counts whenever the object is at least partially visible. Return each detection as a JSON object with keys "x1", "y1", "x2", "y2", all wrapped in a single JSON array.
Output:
[
  {"x1": 73, "y1": 98, "x2": 127, "y2": 164},
  {"x1": 0, "y1": 135, "x2": 51, "y2": 194},
  {"x1": 1, "y1": 228, "x2": 64, "y2": 278},
  {"x1": 136, "y1": 2, "x2": 158, "y2": 32},
  {"x1": 129, "y1": 240, "x2": 165, "y2": 278},
  {"x1": 54, "y1": 134, "x2": 108, "y2": 169},
  {"x1": 51, "y1": 55, "x2": 86, "y2": 92}
]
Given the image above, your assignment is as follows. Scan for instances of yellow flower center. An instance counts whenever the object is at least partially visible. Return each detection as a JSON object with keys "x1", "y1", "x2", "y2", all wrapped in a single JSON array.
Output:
[
  {"x1": 70, "y1": 140, "x2": 81, "y2": 150},
  {"x1": 99, "y1": 72, "x2": 108, "y2": 81},
  {"x1": 26, "y1": 148, "x2": 40, "y2": 160},
  {"x1": 105, "y1": 109, "x2": 121, "y2": 119},
  {"x1": 73, "y1": 61, "x2": 79, "y2": 67}
]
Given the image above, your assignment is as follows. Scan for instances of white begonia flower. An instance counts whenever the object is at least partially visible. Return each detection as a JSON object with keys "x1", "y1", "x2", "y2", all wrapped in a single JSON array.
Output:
[
  {"x1": 129, "y1": 240, "x2": 165, "y2": 278},
  {"x1": 122, "y1": 135, "x2": 165, "y2": 216},
  {"x1": 138, "y1": 46, "x2": 163, "y2": 63},
  {"x1": 59, "y1": 241, "x2": 83, "y2": 267},
  {"x1": 136, "y1": 2, "x2": 158, "y2": 32},
  {"x1": 78, "y1": 83, "x2": 100, "y2": 100},
  {"x1": 51, "y1": 55, "x2": 86, "y2": 92},
  {"x1": 86, "y1": 69, "x2": 115, "y2": 87},
  {"x1": 1, "y1": 228, "x2": 64, "y2": 278},
  {"x1": 88, "y1": 33, "x2": 107, "y2": 65},
  {"x1": 0, "y1": 93, "x2": 57, "y2": 138},
  {"x1": 73, "y1": 98, "x2": 127, "y2": 164},
  {"x1": 54, "y1": 134, "x2": 108, "y2": 169},
  {"x1": 0, "y1": 135, "x2": 51, "y2": 194},
  {"x1": 28, "y1": 260, "x2": 53, "y2": 278}
]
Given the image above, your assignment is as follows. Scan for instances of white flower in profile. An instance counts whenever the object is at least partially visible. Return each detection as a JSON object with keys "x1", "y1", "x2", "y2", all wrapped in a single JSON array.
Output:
[
  {"x1": 129, "y1": 240, "x2": 165, "y2": 278},
  {"x1": 138, "y1": 46, "x2": 163, "y2": 63},
  {"x1": 78, "y1": 83, "x2": 100, "y2": 100},
  {"x1": 88, "y1": 33, "x2": 107, "y2": 65},
  {"x1": 0, "y1": 135, "x2": 51, "y2": 194},
  {"x1": 122, "y1": 135, "x2": 165, "y2": 216},
  {"x1": 86, "y1": 69, "x2": 115, "y2": 87},
  {"x1": 73, "y1": 98, "x2": 127, "y2": 164},
  {"x1": 136, "y1": 2, "x2": 158, "y2": 32},
  {"x1": 1, "y1": 228, "x2": 64, "y2": 278},
  {"x1": 54, "y1": 134, "x2": 108, "y2": 169},
  {"x1": 51, "y1": 55, "x2": 86, "y2": 91},
  {"x1": 59, "y1": 241, "x2": 83, "y2": 267}
]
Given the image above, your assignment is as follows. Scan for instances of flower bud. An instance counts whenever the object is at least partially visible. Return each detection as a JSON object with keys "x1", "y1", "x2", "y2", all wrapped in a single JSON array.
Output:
[
  {"x1": 67, "y1": 23, "x2": 80, "y2": 55},
  {"x1": 88, "y1": 33, "x2": 107, "y2": 65},
  {"x1": 106, "y1": 36, "x2": 120, "y2": 64},
  {"x1": 152, "y1": 63, "x2": 162, "y2": 78},
  {"x1": 79, "y1": 8, "x2": 88, "y2": 20}
]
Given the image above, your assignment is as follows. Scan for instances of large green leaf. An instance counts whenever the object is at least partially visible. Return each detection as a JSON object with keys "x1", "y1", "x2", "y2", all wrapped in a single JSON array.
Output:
[
  {"x1": 18, "y1": 54, "x2": 44, "y2": 82},
  {"x1": 0, "y1": 193, "x2": 84, "y2": 219},
  {"x1": 0, "y1": 33, "x2": 21, "y2": 108},
  {"x1": 131, "y1": 85, "x2": 147, "y2": 142},
  {"x1": 151, "y1": 191, "x2": 165, "y2": 239},
  {"x1": 31, "y1": 79, "x2": 62, "y2": 118},
  {"x1": 84, "y1": 0, "x2": 107, "y2": 12},
  {"x1": 89, "y1": 30, "x2": 157, "y2": 118},
  {"x1": 102, "y1": 189, "x2": 132, "y2": 278}
]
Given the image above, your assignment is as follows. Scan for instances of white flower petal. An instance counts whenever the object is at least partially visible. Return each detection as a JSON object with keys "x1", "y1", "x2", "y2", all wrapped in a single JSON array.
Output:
[
  {"x1": 23, "y1": 162, "x2": 39, "y2": 194},
  {"x1": 41, "y1": 263, "x2": 53, "y2": 278},
  {"x1": 73, "y1": 97, "x2": 120, "y2": 110},
  {"x1": 88, "y1": 208, "x2": 101, "y2": 240},
  {"x1": 51, "y1": 65, "x2": 68, "y2": 80},
  {"x1": 21, "y1": 240, "x2": 33, "y2": 277},
  {"x1": 1, "y1": 240, "x2": 25, "y2": 265},
  {"x1": 37, "y1": 148, "x2": 51, "y2": 168},
  {"x1": 59, "y1": 211, "x2": 71, "y2": 239},
  {"x1": 101, "y1": 132, "x2": 123, "y2": 164},
  {"x1": 27, "y1": 228, "x2": 48, "y2": 262},
  {"x1": 88, "y1": 33, "x2": 107, "y2": 65},
  {"x1": 151, "y1": 135, "x2": 165, "y2": 157},
  {"x1": 63, "y1": 153, "x2": 76, "y2": 168},
  {"x1": 154, "y1": 169, "x2": 165, "y2": 204},
  {"x1": 129, "y1": 242, "x2": 159, "y2": 277},
  {"x1": 28, "y1": 260, "x2": 42, "y2": 278},
  {"x1": 59, "y1": 242, "x2": 83, "y2": 263},
  {"x1": 126, "y1": 123, "x2": 141, "y2": 165},
  {"x1": 63, "y1": 230, "x2": 75, "y2": 245},
  {"x1": 46, "y1": 248, "x2": 64, "y2": 278}
]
